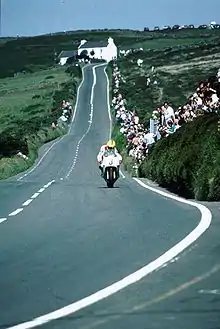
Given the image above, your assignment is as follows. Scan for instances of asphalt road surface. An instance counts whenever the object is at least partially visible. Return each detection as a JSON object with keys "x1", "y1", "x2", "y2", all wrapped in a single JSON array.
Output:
[{"x1": 0, "y1": 64, "x2": 219, "y2": 329}]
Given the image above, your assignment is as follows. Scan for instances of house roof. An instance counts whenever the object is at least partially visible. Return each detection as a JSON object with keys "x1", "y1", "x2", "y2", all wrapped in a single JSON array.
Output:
[
  {"x1": 79, "y1": 40, "x2": 109, "y2": 49},
  {"x1": 58, "y1": 50, "x2": 76, "y2": 58}
]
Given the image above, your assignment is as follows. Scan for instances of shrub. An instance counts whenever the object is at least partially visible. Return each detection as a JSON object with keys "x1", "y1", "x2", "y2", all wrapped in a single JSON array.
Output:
[
  {"x1": 112, "y1": 125, "x2": 127, "y2": 153},
  {"x1": 139, "y1": 114, "x2": 220, "y2": 200}
]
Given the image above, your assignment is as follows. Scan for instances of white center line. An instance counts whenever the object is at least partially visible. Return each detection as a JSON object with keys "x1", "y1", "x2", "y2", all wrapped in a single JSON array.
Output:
[
  {"x1": 0, "y1": 179, "x2": 56, "y2": 222},
  {"x1": 16, "y1": 65, "x2": 91, "y2": 182},
  {"x1": 65, "y1": 63, "x2": 107, "y2": 179},
  {"x1": 38, "y1": 188, "x2": 45, "y2": 193},
  {"x1": 31, "y1": 192, "x2": 40, "y2": 199},
  {"x1": 8, "y1": 208, "x2": 23, "y2": 216},
  {"x1": 22, "y1": 199, "x2": 33, "y2": 206},
  {"x1": 43, "y1": 180, "x2": 55, "y2": 188}
]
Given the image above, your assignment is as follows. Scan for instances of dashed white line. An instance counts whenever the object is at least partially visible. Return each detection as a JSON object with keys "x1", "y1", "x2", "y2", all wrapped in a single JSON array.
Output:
[
  {"x1": 43, "y1": 180, "x2": 55, "y2": 188},
  {"x1": 0, "y1": 179, "x2": 55, "y2": 222},
  {"x1": 65, "y1": 64, "x2": 104, "y2": 179},
  {"x1": 31, "y1": 192, "x2": 40, "y2": 199},
  {"x1": 22, "y1": 199, "x2": 33, "y2": 206},
  {"x1": 38, "y1": 188, "x2": 45, "y2": 193},
  {"x1": 6, "y1": 180, "x2": 212, "y2": 329},
  {"x1": 8, "y1": 208, "x2": 23, "y2": 216},
  {"x1": 199, "y1": 289, "x2": 220, "y2": 295},
  {"x1": 16, "y1": 65, "x2": 89, "y2": 182}
]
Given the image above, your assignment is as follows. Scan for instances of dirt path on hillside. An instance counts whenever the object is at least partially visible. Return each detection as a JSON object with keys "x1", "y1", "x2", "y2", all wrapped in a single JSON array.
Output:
[{"x1": 157, "y1": 53, "x2": 220, "y2": 74}]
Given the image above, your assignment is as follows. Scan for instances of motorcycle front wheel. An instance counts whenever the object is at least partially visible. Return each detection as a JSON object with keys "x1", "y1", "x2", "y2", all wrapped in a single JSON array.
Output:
[{"x1": 107, "y1": 181, "x2": 114, "y2": 188}]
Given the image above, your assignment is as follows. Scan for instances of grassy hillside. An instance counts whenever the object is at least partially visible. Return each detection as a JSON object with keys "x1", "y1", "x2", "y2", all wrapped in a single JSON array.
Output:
[
  {"x1": 108, "y1": 29, "x2": 220, "y2": 200},
  {"x1": 0, "y1": 65, "x2": 81, "y2": 179},
  {"x1": 1, "y1": 28, "x2": 220, "y2": 181},
  {"x1": 0, "y1": 67, "x2": 72, "y2": 134},
  {"x1": 117, "y1": 36, "x2": 220, "y2": 124},
  {"x1": 1, "y1": 28, "x2": 220, "y2": 78}
]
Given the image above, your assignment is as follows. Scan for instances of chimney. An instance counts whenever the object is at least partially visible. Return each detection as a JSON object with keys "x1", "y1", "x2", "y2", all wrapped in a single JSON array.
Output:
[
  {"x1": 108, "y1": 37, "x2": 113, "y2": 44},
  {"x1": 79, "y1": 39, "x2": 87, "y2": 48}
]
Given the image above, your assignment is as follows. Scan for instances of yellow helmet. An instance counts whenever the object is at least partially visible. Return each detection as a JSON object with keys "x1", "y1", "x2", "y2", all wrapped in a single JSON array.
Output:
[{"x1": 107, "y1": 139, "x2": 116, "y2": 148}]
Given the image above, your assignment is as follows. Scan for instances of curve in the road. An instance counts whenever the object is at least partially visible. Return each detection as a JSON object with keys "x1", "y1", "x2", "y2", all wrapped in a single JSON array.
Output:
[
  {"x1": 0, "y1": 63, "x2": 121, "y2": 224},
  {"x1": 5, "y1": 64, "x2": 213, "y2": 329},
  {"x1": 64, "y1": 63, "x2": 107, "y2": 179},
  {"x1": 16, "y1": 63, "x2": 98, "y2": 182},
  {"x1": 0, "y1": 63, "x2": 106, "y2": 223}
]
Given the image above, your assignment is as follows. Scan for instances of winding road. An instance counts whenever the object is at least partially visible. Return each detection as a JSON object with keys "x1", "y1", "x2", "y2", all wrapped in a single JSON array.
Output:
[{"x1": 0, "y1": 64, "x2": 219, "y2": 329}]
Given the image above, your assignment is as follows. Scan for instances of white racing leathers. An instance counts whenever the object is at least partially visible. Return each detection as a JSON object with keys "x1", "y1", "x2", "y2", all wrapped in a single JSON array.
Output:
[{"x1": 97, "y1": 148, "x2": 122, "y2": 168}]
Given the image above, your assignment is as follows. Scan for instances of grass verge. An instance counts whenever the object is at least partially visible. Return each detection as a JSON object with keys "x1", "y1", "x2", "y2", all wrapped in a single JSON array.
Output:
[{"x1": 0, "y1": 65, "x2": 82, "y2": 179}]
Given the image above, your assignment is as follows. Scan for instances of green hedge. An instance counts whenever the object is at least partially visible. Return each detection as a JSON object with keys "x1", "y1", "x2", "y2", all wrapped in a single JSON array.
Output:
[{"x1": 139, "y1": 114, "x2": 220, "y2": 200}]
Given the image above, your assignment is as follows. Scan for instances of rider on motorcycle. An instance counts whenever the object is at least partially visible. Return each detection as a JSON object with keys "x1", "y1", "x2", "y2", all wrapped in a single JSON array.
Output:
[{"x1": 97, "y1": 139, "x2": 122, "y2": 176}]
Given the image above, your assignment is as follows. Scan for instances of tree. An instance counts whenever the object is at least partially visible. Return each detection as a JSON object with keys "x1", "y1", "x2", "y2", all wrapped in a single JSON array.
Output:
[
  {"x1": 80, "y1": 50, "x2": 88, "y2": 58},
  {"x1": 66, "y1": 56, "x2": 75, "y2": 64}
]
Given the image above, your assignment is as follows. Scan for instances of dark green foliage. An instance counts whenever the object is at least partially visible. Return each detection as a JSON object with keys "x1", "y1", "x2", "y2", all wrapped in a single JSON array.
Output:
[
  {"x1": 112, "y1": 125, "x2": 127, "y2": 153},
  {"x1": 65, "y1": 64, "x2": 82, "y2": 78},
  {"x1": 0, "y1": 128, "x2": 28, "y2": 157},
  {"x1": 139, "y1": 114, "x2": 220, "y2": 200},
  {"x1": 45, "y1": 75, "x2": 55, "y2": 79},
  {"x1": 32, "y1": 94, "x2": 41, "y2": 99},
  {"x1": 52, "y1": 80, "x2": 76, "y2": 108},
  {"x1": 21, "y1": 103, "x2": 42, "y2": 113},
  {"x1": 90, "y1": 58, "x2": 106, "y2": 63}
]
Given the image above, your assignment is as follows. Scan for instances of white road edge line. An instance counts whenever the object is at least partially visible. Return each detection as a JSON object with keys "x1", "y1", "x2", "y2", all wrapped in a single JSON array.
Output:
[
  {"x1": 7, "y1": 183, "x2": 212, "y2": 329},
  {"x1": 17, "y1": 64, "x2": 91, "y2": 181},
  {"x1": 8, "y1": 208, "x2": 23, "y2": 217},
  {"x1": 65, "y1": 63, "x2": 106, "y2": 179},
  {"x1": 6, "y1": 66, "x2": 213, "y2": 329},
  {"x1": 0, "y1": 218, "x2": 7, "y2": 224}
]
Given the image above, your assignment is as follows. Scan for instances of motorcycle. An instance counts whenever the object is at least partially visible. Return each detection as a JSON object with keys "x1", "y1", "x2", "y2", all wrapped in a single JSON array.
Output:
[{"x1": 101, "y1": 151, "x2": 120, "y2": 188}]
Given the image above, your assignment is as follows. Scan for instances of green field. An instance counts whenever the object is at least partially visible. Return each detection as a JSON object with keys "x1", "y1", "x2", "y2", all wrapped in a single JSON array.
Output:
[
  {"x1": 0, "y1": 67, "x2": 72, "y2": 133},
  {"x1": 0, "y1": 64, "x2": 81, "y2": 179},
  {"x1": 121, "y1": 37, "x2": 208, "y2": 50}
]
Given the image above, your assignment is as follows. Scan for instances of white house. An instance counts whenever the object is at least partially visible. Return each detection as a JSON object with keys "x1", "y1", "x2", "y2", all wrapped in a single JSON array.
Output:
[
  {"x1": 58, "y1": 50, "x2": 77, "y2": 65},
  {"x1": 77, "y1": 37, "x2": 117, "y2": 62}
]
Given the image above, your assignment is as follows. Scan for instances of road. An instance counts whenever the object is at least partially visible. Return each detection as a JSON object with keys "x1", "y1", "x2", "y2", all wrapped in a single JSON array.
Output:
[{"x1": 0, "y1": 64, "x2": 219, "y2": 329}]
